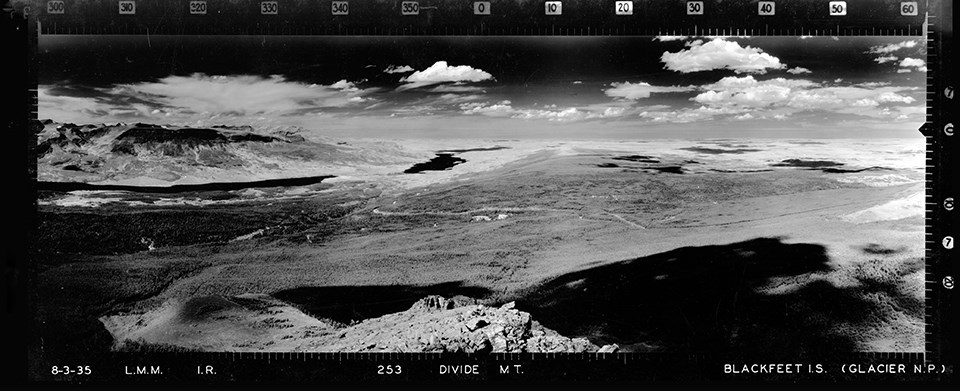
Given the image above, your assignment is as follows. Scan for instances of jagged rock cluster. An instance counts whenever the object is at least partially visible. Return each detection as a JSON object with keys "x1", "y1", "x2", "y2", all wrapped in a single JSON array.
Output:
[{"x1": 320, "y1": 295, "x2": 617, "y2": 353}]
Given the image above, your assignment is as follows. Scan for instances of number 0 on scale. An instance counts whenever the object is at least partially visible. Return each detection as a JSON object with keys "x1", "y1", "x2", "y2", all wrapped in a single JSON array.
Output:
[{"x1": 474, "y1": 2, "x2": 490, "y2": 15}]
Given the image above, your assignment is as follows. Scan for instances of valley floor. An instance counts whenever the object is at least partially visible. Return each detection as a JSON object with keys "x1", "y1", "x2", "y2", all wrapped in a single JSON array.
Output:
[{"x1": 33, "y1": 138, "x2": 926, "y2": 356}]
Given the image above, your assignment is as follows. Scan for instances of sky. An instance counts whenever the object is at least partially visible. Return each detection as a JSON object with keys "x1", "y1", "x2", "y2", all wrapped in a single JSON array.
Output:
[{"x1": 38, "y1": 35, "x2": 927, "y2": 139}]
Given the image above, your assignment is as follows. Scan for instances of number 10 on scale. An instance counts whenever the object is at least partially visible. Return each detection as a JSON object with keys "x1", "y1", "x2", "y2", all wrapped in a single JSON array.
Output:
[{"x1": 545, "y1": 1, "x2": 561, "y2": 15}]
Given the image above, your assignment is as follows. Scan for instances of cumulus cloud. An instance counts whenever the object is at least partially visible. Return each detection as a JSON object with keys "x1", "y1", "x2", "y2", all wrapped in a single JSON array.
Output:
[
  {"x1": 686, "y1": 75, "x2": 921, "y2": 121},
  {"x1": 902, "y1": 58, "x2": 923, "y2": 67},
  {"x1": 384, "y1": 65, "x2": 415, "y2": 74},
  {"x1": 868, "y1": 40, "x2": 923, "y2": 68},
  {"x1": 329, "y1": 79, "x2": 360, "y2": 92},
  {"x1": 899, "y1": 57, "x2": 927, "y2": 71},
  {"x1": 459, "y1": 101, "x2": 628, "y2": 122},
  {"x1": 786, "y1": 67, "x2": 812, "y2": 74},
  {"x1": 460, "y1": 100, "x2": 514, "y2": 117},
  {"x1": 654, "y1": 36, "x2": 689, "y2": 42},
  {"x1": 39, "y1": 74, "x2": 371, "y2": 125},
  {"x1": 638, "y1": 106, "x2": 739, "y2": 123},
  {"x1": 603, "y1": 81, "x2": 694, "y2": 100},
  {"x1": 660, "y1": 38, "x2": 785, "y2": 74},
  {"x1": 874, "y1": 55, "x2": 899, "y2": 64},
  {"x1": 868, "y1": 40, "x2": 919, "y2": 54},
  {"x1": 398, "y1": 61, "x2": 494, "y2": 91}
]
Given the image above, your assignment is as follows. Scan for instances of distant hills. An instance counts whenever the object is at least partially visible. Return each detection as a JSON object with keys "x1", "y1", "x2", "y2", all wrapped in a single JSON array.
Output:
[{"x1": 35, "y1": 121, "x2": 411, "y2": 186}]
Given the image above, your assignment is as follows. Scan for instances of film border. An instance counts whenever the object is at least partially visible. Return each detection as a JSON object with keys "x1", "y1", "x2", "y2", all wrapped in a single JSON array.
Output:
[{"x1": 3, "y1": 0, "x2": 955, "y2": 386}]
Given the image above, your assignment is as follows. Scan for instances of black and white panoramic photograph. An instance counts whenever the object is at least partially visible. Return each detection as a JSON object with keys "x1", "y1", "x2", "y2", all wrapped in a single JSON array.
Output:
[{"x1": 34, "y1": 34, "x2": 927, "y2": 357}]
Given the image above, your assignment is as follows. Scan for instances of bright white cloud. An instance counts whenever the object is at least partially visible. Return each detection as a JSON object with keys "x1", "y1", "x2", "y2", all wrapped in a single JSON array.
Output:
[
  {"x1": 786, "y1": 67, "x2": 812, "y2": 74},
  {"x1": 654, "y1": 36, "x2": 689, "y2": 42},
  {"x1": 874, "y1": 55, "x2": 899, "y2": 64},
  {"x1": 660, "y1": 38, "x2": 785, "y2": 74},
  {"x1": 460, "y1": 101, "x2": 514, "y2": 117},
  {"x1": 686, "y1": 75, "x2": 920, "y2": 122},
  {"x1": 603, "y1": 82, "x2": 694, "y2": 100},
  {"x1": 899, "y1": 58, "x2": 925, "y2": 67},
  {"x1": 398, "y1": 61, "x2": 494, "y2": 91},
  {"x1": 616, "y1": 76, "x2": 924, "y2": 124},
  {"x1": 384, "y1": 65, "x2": 415, "y2": 74},
  {"x1": 899, "y1": 57, "x2": 926, "y2": 68},
  {"x1": 329, "y1": 79, "x2": 360, "y2": 92},
  {"x1": 868, "y1": 40, "x2": 919, "y2": 54}
]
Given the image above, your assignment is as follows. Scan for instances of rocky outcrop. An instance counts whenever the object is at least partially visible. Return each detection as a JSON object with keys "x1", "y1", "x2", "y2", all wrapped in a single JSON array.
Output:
[
  {"x1": 102, "y1": 294, "x2": 616, "y2": 353},
  {"x1": 322, "y1": 295, "x2": 607, "y2": 353}
]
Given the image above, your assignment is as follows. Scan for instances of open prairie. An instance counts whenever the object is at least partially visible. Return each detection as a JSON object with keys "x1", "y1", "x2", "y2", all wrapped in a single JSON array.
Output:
[{"x1": 35, "y1": 136, "x2": 925, "y2": 356}]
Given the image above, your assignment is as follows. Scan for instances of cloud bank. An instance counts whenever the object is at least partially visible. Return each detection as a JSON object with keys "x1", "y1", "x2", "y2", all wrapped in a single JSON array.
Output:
[
  {"x1": 39, "y1": 74, "x2": 371, "y2": 125},
  {"x1": 604, "y1": 82, "x2": 694, "y2": 100}
]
